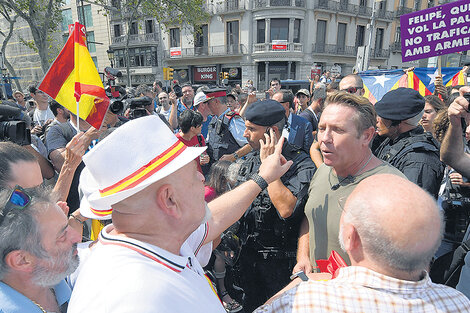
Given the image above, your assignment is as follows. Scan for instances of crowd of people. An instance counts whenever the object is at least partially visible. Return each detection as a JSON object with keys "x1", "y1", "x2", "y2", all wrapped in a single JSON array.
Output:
[{"x1": 0, "y1": 70, "x2": 470, "y2": 313}]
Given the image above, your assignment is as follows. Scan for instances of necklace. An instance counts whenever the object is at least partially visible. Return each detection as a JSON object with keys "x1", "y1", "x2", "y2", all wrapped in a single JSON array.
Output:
[
  {"x1": 331, "y1": 153, "x2": 373, "y2": 190},
  {"x1": 32, "y1": 300, "x2": 47, "y2": 313}
]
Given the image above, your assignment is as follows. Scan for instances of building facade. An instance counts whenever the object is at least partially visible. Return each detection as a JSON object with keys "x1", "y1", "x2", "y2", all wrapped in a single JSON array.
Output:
[
  {"x1": 160, "y1": 0, "x2": 398, "y2": 91},
  {"x1": 106, "y1": 0, "x2": 467, "y2": 90}
]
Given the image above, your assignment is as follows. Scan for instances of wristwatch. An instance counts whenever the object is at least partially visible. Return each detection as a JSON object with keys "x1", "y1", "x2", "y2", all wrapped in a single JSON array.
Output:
[
  {"x1": 290, "y1": 271, "x2": 309, "y2": 282},
  {"x1": 233, "y1": 151, "x2": 240, "y2": 160},
  {"x1": 250, "y1": 173, "x2": 268, "y2": 190}
]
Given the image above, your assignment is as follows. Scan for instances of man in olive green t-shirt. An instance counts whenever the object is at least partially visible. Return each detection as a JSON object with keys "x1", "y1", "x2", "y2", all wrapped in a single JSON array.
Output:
[{"x1": 293, "y1": 91, "x2": 405, "y2": 273}]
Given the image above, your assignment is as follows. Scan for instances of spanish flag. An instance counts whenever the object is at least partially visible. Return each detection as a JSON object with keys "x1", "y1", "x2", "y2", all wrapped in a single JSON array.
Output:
[{"x1": 38, "y1": 22, "x2": 109, "y2": 129}]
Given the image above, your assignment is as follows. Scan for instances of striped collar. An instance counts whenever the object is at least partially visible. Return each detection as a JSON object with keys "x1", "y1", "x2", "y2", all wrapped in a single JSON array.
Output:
[{"x1": 98, "y1": 225, "x2": 188, "y2": 273}]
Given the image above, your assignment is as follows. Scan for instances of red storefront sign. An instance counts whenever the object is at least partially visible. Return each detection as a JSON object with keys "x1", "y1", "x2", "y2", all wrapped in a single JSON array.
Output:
[{"x1": 193, "y1": 66, "x2": 217, "y2": 82}]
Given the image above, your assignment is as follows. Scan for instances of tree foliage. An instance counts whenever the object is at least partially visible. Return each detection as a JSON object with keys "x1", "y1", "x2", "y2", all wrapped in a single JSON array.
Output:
[
  {"x1": 99, "y1": 0, "x2": 211, "y2": 85},
  {"x1": 0, "y1": 4, "x2": 22, "y2": 90},
  {"x1": 0, "y1": 0, "x2": 64, "y2": 73}
]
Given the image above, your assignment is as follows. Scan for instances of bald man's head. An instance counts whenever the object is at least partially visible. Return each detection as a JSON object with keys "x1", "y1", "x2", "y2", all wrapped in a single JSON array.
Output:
[{"x1": 340, "y1": 174, "x2": 442, "y2": 274}]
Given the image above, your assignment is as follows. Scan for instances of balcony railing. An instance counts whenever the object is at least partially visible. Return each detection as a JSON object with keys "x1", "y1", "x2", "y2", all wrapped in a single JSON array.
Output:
[
  {"x1": 312, "y1": 43, "x2": 390, "y2": 59},
  {"x1": 253, "y1": 42, "x2": 303, "y2": 53},
  {"x1": 395, "y1": 6, "x2": 413, "y2": 17},
  {"x1": 371, "y1": 48, "x2": 390, "y2": 58},
  {"x1": 111, "y1": 33, "x2": 158, "y2": 45},
  {"x1": 312, "y1": 43, "x2": 357, "y2": 56},
  {"x1": 163, "y1": 44, "x2": 246, "y2": 58},
  {"x1": 254, "y1": 0, "x2": 305, "y2": 8},
  {"x1": 314, "y1": 0, "x2": 393, "y2": 21},
  {"x1": 216, "y1": 0, "x2": 245, "y2": 13},
  {"x1": 390, "y1": 41, "x2": 401, "y2": 52}
]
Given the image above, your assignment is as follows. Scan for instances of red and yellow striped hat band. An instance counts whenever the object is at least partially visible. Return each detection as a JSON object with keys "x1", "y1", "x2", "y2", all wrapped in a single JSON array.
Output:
[
  {"x1": 99, "y1": 140, "x2": 187, "y2": 197},
  {"x1": 89, "y1": 207, "x2": 113, "y2": 217}
]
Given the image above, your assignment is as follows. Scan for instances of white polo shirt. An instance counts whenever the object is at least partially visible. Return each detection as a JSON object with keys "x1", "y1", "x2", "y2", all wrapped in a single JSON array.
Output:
[{"x1": 68, "y1": 223, "x2": 224, "y2": 313}]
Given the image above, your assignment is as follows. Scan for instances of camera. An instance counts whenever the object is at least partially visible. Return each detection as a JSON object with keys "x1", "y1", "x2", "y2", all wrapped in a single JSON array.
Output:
[
  {"x1": 129, "y1": 96, "x2": 152, "y2": 120},
  {"x1": 173, "y1": 84, "x2": 183, "y2": 98},
  {"x1": 0, "y1": 104, "x2": 31, "y2": 145}
]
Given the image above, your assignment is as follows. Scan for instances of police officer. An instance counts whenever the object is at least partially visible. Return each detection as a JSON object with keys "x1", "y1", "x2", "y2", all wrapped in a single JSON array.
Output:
[
  {"x1": 204, "y1": 88, "x2": 248, "y2": 163},
  {"x1": 374, "y1": 88, "x2": 444, "y2": 198},
  {"x1": 235, "y1": 99, "x2": 316, "y2": 312}
]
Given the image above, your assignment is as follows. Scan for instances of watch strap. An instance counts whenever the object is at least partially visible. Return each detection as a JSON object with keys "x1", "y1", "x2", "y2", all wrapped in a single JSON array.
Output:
[{"x1": 250, "y1": 173, "x2": 268, "y2": 190}]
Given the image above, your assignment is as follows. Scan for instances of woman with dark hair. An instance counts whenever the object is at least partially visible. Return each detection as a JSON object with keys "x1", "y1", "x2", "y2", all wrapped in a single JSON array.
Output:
[
  {"x1": 421, "y1": 95, "x2": 446, "y2": 133},
  {"x1": 176, "y1": 109, "x2": 209, "y2": 173}
]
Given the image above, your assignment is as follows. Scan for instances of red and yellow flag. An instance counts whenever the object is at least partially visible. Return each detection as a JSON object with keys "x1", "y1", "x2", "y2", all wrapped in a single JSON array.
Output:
[{"x1": 38, "y1": 22, "x2": 109, "y2": 129}]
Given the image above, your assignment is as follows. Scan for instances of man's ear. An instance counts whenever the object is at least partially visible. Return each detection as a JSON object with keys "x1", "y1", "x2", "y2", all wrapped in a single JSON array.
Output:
[
  {"x1": 343, "y1": 223, "x2": 365, "y2": 262},
  {"x1": 4, "y1": 250, "x2": 35, "y2": 273},
  {"x1": 156, "y1": 184, "x2": 182, "y2": 219},
  {"x1": 361, "y1": 127, "x2": 376, "y2": 145}
]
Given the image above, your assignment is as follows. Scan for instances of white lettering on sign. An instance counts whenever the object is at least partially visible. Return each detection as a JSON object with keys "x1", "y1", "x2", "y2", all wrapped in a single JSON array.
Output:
[
  {"x1": 426, "y1": 26, "x2": 469, "y2": 41},
  {"x1": 404, "y1": 45, "x2": 431, "y2": 57},
  {"x1": 405, "y1": 36, "x2": 422, "y2": 46},
  {"x1": 450, "y1": 4, "x2": 470, "y2": 15},
  {"x1": 408, "y1": 10, "x2": 443, "y2": 25},
  {"x1": 450, "y1": 14, "x2": 470, "y2": 25},
  {"x1": 435, "y1": 37, "x2": 470, "y2": 51},
  {"x1": 200, "y1": 74, "x2": 214, "y2": 79},
  {"x1": 197, "y1": 67, "x2": 216, "y2": 73}
]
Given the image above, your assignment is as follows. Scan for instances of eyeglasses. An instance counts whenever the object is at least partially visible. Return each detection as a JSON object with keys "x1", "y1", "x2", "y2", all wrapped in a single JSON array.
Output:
[
  {"x1": 0, "y1": 185, "x2": 31, "y2": 225},
  {"x1": 341, "y1": 87, "x2": 363, "y2": 94}
]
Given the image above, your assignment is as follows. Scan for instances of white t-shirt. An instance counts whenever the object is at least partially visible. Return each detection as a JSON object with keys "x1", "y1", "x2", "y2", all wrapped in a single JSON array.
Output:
[
  {"x1": 68, "y1": 223, "x2": 223, "y2": 313},
  {"x1": 33, "y1": 107, "x2": 55, "y2": 126}
]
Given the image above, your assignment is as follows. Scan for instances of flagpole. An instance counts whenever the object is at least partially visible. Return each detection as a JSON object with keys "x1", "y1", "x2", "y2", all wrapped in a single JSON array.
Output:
[
  {"x1": 74, "y1": 21, "x2": 80, "y2": 133},
  {"x1": 437, "y1": 56, "x2": 442, "y2": 76}
]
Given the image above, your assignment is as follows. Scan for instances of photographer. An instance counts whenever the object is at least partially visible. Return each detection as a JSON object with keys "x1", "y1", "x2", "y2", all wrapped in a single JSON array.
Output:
[
  {"x1": 126, "y1": 96, "x2": 172, "y2": 129},
  {"x1": 28, "y1": 84, "x2": 54, "y2": 136},
  {"x1": 439, "y1": 86, "x2": 470, "y2": 299},
  {"x1": 0, "y1": 104, "x2": 54, "y2": 180}
]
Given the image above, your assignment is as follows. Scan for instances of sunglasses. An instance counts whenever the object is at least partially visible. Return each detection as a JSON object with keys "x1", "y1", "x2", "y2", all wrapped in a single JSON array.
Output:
[
  {"x1": 341, "y1": 87, "x2": 363, "y2": 94},
  {"x1": 0, "y1": 185, "x2": 31, "y2": 225}
]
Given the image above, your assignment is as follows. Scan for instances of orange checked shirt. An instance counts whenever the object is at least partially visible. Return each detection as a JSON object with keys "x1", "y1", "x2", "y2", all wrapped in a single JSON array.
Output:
[{"x1": 254, "y1": 266, "x2": 470, "y2": 313}]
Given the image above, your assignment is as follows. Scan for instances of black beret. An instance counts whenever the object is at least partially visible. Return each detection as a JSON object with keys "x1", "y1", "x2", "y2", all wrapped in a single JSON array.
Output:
[
  {"x1": 375, "y1": 88, "x2": 425, "y2": 121},
  {"x1": 203, "y1": 88, "x2": 227, "y2": 100},
  {"x1": 245, "y1": 99, "x2": 285, "y2": 126}
]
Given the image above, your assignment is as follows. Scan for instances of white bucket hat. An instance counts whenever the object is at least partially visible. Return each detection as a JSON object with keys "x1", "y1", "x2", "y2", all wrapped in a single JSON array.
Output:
[{"x1": 80, "y1": 115, "x2": 206, "y2": 218}]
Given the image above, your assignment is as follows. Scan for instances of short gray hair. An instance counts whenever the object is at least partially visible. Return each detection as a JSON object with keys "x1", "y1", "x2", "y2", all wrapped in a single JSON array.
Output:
[
  {"x1": 343, "y1": 195, "x2": 443, "y2": 272},
  {"x1": 0, "y1": 186, "x2": 56, "y2": 279}
]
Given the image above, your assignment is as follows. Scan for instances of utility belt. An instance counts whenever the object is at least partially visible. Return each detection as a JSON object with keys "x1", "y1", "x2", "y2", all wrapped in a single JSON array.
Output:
[{"x1": 256, "y1": 249, "x2": 297, "y2": 260}]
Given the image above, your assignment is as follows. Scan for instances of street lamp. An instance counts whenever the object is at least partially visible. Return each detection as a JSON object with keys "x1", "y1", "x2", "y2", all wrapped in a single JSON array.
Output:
[{"x1": 107, "y1": 49, "x2": 115, "y2": 67}]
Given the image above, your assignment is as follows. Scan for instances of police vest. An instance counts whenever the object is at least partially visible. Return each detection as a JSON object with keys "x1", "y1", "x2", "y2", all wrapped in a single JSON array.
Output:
[
  {"x1": 236, "y1": 144, "x2": 315, "y2": 255},
  {"x1": 376, "y1": 130, "x2": 440, "y2": 166},
  {"x1": 206, "y1": 111, "x2": 242, "y2": 161}
]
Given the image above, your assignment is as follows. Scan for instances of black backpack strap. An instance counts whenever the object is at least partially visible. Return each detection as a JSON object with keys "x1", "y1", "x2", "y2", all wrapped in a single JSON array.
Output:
[{"x1": 443, "y1": 236, "x2": 470, "y2": 286}]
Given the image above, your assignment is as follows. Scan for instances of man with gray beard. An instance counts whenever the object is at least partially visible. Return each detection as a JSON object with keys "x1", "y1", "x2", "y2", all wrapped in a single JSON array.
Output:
[{"x1": 0, "y1": 186, "x2": 81, "y2": 312}]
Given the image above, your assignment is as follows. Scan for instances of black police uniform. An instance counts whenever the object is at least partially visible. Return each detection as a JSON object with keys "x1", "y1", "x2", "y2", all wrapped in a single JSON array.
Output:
[
  {"x1": 374, "y1": 88, "x2": 444, "y2": 199},
  {"x1": 206, "y1": 110, "x2": 242, "y2": 162},
  {"x1": 374, "y1": 126, "x2": 444, "y2": 198},
  {"x1": 235, "y1": 144, "x2": 316, "y2": 312}
]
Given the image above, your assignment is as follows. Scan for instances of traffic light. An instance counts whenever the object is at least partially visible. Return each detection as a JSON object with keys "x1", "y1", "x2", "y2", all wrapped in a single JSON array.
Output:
[
  {"x1": 167, "y1": 67, "x2": 174, "y2": 80},
  {"x1": 224, "y1": 72, "x2": 229, "y2": 80},
  {"x1": 163, "y1": 67, "x2": 168, "y2": 80},
  {"x1": 219, "y1": 72, "x2": 224, "y2": 80}
]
